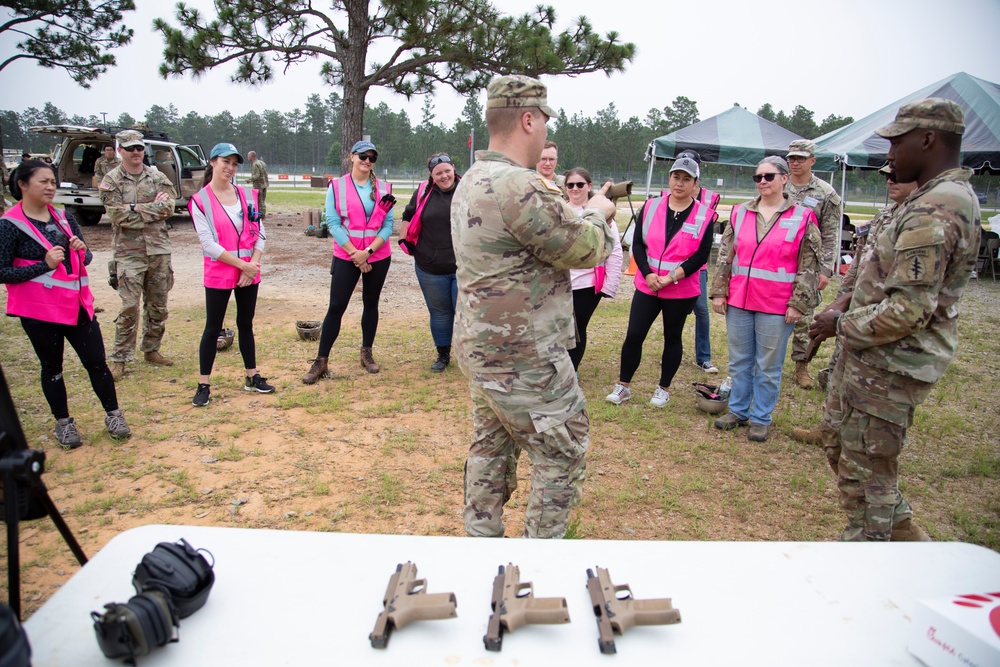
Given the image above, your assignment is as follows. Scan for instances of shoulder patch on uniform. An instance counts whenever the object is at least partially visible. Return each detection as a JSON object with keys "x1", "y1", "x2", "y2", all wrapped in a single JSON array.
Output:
[
  {"x1": 896, "y1": 220, "x2": 945, "y2": 249},
  {"x1": 539, "y1": 176, "x2": 563, "y2": 194},
  {"x1": 99, "y1": 180, "x2": 113, "y2": 190}
]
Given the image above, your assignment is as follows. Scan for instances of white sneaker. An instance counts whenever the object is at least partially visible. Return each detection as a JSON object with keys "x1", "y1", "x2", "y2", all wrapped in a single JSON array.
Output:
[
  {"x1": 650, "y1": 387, "x2": 670, "y2": 407},
  {"x1": 606, "y1": 383, "x2": 632, "y2": 405},
  {"x1": 696, "y1": 360, "x2": 719, "y2": 374}
]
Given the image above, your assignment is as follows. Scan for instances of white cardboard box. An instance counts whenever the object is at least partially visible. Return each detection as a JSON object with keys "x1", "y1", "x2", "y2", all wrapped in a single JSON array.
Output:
[{"x1": 909, "y1": 592, "x2": 1000, "y2": 667}]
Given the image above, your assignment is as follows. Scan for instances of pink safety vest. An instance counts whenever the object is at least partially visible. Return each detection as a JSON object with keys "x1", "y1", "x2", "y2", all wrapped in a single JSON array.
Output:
[
  {"x1": 399, "y1": 180, "x2": 429, "y2": 256},
  {"x1": 698, "y1": 187, "x2": 721, "y2": 210},
  {"x1": 188, "y1": 185, "x2": 262, "y2": 289},
  {"x1": 329, "y1": 175, "x2": 392, "y2": 262},
  {"x1": 2, "y1": 203, "x2": 94, "y2": 325},
  {"x1": 728, "y1": 203, "x2": 816, "y2": 315},
  {"x1": 634, "y1": 196, "x2": 717, "y2": 299}
]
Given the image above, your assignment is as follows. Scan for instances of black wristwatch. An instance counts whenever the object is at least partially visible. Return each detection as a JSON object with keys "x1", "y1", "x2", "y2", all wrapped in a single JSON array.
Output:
[
  {"x1": 367, "y1": 247, "x2": 374, "y2": 255},
  {"x1": 130, "y1": 203, "x2": 136, "y2": 213}
]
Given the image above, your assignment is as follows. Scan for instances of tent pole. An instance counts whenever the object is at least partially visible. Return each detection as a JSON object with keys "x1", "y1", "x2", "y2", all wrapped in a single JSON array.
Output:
[
  {"x1": 836, "y1": 159, "x2": 847, "y2": 276},
  {"x1": 644, "y1": 142, "x2": 655, "y2": 199}
]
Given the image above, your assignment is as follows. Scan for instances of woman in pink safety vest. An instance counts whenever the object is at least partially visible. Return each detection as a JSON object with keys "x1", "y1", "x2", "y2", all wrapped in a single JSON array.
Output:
[
  {"x1": 564, "y1": 167, "x2": 623, "y2": 371},
  {"x1": 400, "y1": 153, "x2": 461, "y2": 373},
  {"x1": 0, "y1": 160, "x2": 130, "y2": 448},
  {"x1": 709, "y1": 156, "x2": 821, "y2": 442},
  {"x1": 302, "y1": 140, "x2": 396, "y2": 384},
  {"x1": 188, "y1": 143, "x2": 271, "y2": 408},
  {"x1": 606, "y1": 157, "x2": 717, "y2": 408}
]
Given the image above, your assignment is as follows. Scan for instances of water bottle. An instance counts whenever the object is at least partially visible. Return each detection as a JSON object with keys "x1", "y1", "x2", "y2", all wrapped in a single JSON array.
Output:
[{"x1": 719, "y1": 376, "x2": 732, "y2": 400}]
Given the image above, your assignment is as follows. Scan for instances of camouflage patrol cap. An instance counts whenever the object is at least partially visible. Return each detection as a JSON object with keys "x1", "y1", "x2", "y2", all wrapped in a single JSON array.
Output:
[
  {"x1": 486, "y1": 75, "x2": 556, "y2": 117},
  {"x1": 875, "y1": 98, "x2": 965, "y2": 138},
  {"x1": 116, "y1": 129, "x2": 144, "y2": 148},
  {"x1": 787, "y1": 140, "x2": 816, "y2": 158}
]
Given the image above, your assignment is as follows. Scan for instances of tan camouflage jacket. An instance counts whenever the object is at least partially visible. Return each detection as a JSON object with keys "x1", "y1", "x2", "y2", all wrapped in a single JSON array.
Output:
[
  {"x1": 250, "y1": 160, "x2": 268, "y2": 190},
  {"x1": 785, "y1": 175, "x2": 842, "y2": 277},
  {"x1": 451, "y1": 150, "x2": 614, "y2": 372},
  {"x1": 99, "y1": 165, "x2": 177, "y2": 256},
  {"x1": 709, "y1": 194, "x2": 822, "y2": 315},
  {"x1": 94, "y1": 156, "x2": 122, "y2": 180},
  {"x1": 837, "y1": 202, "x2": 898, "y2": 299},
  {"x1": 838, "y1": 168, "x2": 980, "y2": 422}
]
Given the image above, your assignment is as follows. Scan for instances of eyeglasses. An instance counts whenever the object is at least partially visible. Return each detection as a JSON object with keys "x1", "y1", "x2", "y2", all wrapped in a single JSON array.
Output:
[
  {"x1": 786, "y1": 155, "x2": 810, "y2": 163},
  {"x1": 428, "y1": 155, "x2": 452, "y2": 169},
  {"x1": 565, "y1": 182, "x2": 589, "y2": 189},
  {"x1": 122, "y1": 145, "x2": 145, "y2": 153},
  {"x1": 356, "y1": 153, "x2": 377, "y2": 163},
  {"x1": 752, "y1": 172, "x2": 780, "y2": 183}
]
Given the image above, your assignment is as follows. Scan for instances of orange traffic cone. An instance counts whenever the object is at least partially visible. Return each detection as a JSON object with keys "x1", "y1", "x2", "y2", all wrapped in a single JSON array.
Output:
[{"x1": 624, "y1": 253, "x2": 637, "y2": 276}]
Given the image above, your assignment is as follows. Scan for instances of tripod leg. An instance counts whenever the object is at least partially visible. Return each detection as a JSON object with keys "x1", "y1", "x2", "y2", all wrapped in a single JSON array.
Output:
[
  {"x1": 35, "y1": 478, "x2": 88, "y2": 566},
  {"x1": 4, "y1": 469, "x2": 22, "y2": 620}
]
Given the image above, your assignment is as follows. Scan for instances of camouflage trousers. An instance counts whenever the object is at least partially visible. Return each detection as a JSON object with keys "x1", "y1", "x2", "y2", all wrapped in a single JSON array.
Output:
[
  {"x1": 789, "y1": 307, "x2": 816, "y2": 362},
  {"x1": 820, "y1": 342, "x2": 847, "y2": 473},
  {"x1": 258, "y1": 188, "x2": 267, "y2": 217},
  {"x1": 109, "y1": 253, "x2": 173, "y2": 362},
  {"x1": 836, "y1": 404, "x2": 913, "y2": 542},
  {"x1": 463, "y1": 359, "x2": 588, "y2": 539}
]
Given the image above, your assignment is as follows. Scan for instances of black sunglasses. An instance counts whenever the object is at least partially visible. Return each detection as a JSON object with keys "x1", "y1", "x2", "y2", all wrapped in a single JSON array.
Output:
[
  {"x1": 356, "y1": 153, "x2": 377, "y2": 163},
  {"x1": 752, "y1": 172, "x2": 780, "y2": 183},
  {"x1": 428, "y1": 155, "x2": 453, "y2": 169},
  {"x1": 122, "y1": 145, "x2": 145, "y2": 153},
  {"x1": 565, "y1": 181, "x2": 589, "y2": 189}
]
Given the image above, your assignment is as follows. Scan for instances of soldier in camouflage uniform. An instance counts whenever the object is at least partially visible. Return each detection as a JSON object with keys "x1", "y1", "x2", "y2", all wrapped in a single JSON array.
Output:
[
  {"x1": 99, "y1": 129, "x2": 178, "y2": 379},
  {"x1": 784, "y1": 140, "x2": 843, "y2": 389},
  {"x1": 452, "y1": 75, "x2": 617, "y2": 539},
  {"x1": 792, "y1": 167, "x2": 918, "y2": 447},
  {"x1": 812, "y1": 99, "x2": 980, "y2": 542},
  {"x1": 247, "y1": 151, "x2": 268, "y2": 218},
  {"x1": 94, "y1": 145, "x2": 121, "y2": 181}
]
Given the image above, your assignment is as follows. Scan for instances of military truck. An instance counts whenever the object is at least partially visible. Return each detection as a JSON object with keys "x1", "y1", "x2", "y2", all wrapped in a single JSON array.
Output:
[{"x1": 27, "y1": 125, "x2": 208, "y2": 226}]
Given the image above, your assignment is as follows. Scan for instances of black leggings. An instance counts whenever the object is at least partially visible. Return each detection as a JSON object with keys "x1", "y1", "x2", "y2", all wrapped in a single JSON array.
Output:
[
  {"x1": 20, "y1": 309, "x2": 118, "y2": 420},
  {"x1": 568, "y1": 288, "x2": 604, "y2": 370},
  {"x1": 318, "y1": 256, "x2": 391, "y2": 356},
  {"x1": 619, "y1": 291, "x2": 698, "y2": 388},
  {"x1": 199, "y1": 283, "x2": 259, "y2": 376}
]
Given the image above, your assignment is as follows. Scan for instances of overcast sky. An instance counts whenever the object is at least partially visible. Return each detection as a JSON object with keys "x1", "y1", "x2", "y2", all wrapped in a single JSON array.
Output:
[{"x1": 2, "y1": 0, "x2": 999, "y2": 129}]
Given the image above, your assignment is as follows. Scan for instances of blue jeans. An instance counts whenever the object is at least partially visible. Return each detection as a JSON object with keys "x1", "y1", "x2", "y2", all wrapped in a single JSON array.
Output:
[
  {"x1": 414, "y1": 264, "x2": 457, "y2": 347},
  {"x1": 694, "y1": 268, "x2": 711, "y2": 364},
  {"x1": 725, "y1": 305, "x2": 794, "y2": 426}
]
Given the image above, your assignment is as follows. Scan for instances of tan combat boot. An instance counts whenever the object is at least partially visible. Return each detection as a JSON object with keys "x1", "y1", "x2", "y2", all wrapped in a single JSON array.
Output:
[
  {"x1": 890, "y1": 519, "x2": 932, "y2": 542},
  {"x1": 360, "y1": 347, "x2": 380, "y2": 374},
  {"x1": 302, "y1": 357, "x2": 328, "y2": 384},
  {"x1": 144, "y1": 350, "x2": 174, "y2": 366},
  {"x1": 795, "y1": 361, "x2": 814, "y2": 389},
  {"x1": 109, "y1": 362, "x2": 127, "y2": 380},
  {"x1": 791, "y1": 425, "x2": 824, "y2": 445}
]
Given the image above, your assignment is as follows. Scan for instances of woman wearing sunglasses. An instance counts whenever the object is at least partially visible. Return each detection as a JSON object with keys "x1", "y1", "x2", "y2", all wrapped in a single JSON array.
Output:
[
  {"x1": 709, "y1": 156, "x2": 821, "y2": 442},
  {"x1": 400, "y1": 153, "x2": 461, "y2": 372},
  {"x1": 303, "y1": 140, "x2": 396, "y2": 383},
  {"x1": 563, "y1": 167, "x2": 623, "y2": 371},
  {"x1": 188, "y1": 143, "x2": 271, "y2": 408},
  {"x1": 606, "y1": 158, "x2": 716, "y2": 408},
  {"x1": 0, "y1": 160, "x2": 130, "y2": 447}
]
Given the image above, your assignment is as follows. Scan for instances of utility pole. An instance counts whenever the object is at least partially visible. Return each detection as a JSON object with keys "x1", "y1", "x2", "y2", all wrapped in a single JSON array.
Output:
[{"x1": 101, "y1": 112, "x2": 108, "y2": 133}]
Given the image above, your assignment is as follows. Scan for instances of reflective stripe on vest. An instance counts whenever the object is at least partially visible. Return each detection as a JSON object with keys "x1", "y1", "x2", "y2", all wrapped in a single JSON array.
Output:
[{"x1": 699, "y1": 188, "x2": 721, "y2": 210}]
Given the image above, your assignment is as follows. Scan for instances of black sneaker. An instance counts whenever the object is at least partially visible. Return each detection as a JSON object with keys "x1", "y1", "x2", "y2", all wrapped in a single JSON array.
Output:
[
  {"x1": 192, "y1": 383, "x2": 211, "y2": 407},
  {"x1": 245, "y1": 374, "x2": 275, "y2": 394},
  {"x1": 55, "y1": 417, "x2": 82, "y2": 449}
]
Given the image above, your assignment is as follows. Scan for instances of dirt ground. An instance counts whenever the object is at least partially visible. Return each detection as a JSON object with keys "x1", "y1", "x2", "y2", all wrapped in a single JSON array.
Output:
[{"x1": 3, "y1": 210, "x2": 998, "y2": 618}]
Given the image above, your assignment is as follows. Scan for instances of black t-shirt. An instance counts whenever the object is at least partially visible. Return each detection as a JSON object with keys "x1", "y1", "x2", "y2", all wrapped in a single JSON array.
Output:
[{"x1": 0, "y1": 209, "x2": 91, "y2": 285}]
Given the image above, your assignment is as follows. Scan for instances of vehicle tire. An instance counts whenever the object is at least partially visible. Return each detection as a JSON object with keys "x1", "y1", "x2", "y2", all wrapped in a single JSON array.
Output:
[{"x1": 68, "y1": 207, "x2": 103, "y2": 226}]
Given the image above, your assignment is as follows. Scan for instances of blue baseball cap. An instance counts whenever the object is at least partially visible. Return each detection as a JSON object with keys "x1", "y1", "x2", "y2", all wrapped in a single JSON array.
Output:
[
  {"x1": 210, "y1": 143, "x2": 244, "y2": 163},
  {"x1": 351, "y1": 140, "x2": 378, "y2": 155}
]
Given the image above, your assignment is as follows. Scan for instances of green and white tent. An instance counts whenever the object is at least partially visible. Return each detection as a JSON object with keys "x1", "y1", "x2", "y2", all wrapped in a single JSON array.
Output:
[{"x1": 814, "y1": 71, "x2": 1000, "y2": 172}]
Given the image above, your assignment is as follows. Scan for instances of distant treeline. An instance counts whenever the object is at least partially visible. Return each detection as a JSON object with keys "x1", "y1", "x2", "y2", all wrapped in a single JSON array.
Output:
[{"x1": 2, "y1": 95, "x2": 855, "y2": 177}]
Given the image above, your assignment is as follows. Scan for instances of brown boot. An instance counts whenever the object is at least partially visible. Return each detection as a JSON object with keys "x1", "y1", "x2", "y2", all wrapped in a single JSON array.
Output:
[
  {"x1": 891, "y1": 519, "x2": 931, "y2": 542},
  {"x1": 791, "y1": 426, "x2": 824, "y2": 445},
  {"x1": 302, "y1": 357, "x2": 328, "y2": 384},
  {"x1": 795, "y1": 361, "x2": 814, "y2": 389},
  {"x1": 360, "y1": 347, "x2": 380, "y2": 374},
  {"x1": 144, "y1": 350, "x2": 174, "y2": 366},
  {"x1": 109, "y1": 362, "x2": 127, "y2": 380}
]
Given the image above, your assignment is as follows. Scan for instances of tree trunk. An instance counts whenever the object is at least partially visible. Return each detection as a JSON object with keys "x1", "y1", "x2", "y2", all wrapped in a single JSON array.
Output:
[
  {"x1": 339, "y1": 0, "x2": 370, "y2": 174},
  {"x1": 341, "y1": 82, "x2": 365, "y2": 174}
]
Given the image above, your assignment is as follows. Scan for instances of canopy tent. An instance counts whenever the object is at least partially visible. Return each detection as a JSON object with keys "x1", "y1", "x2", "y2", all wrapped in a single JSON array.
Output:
[
  {"x1": 644, "y1": 105, "x2": 840, "y2": 178},
  {"x1": 814, "y1": 71, "x2": 1000, "y2": 172}
]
